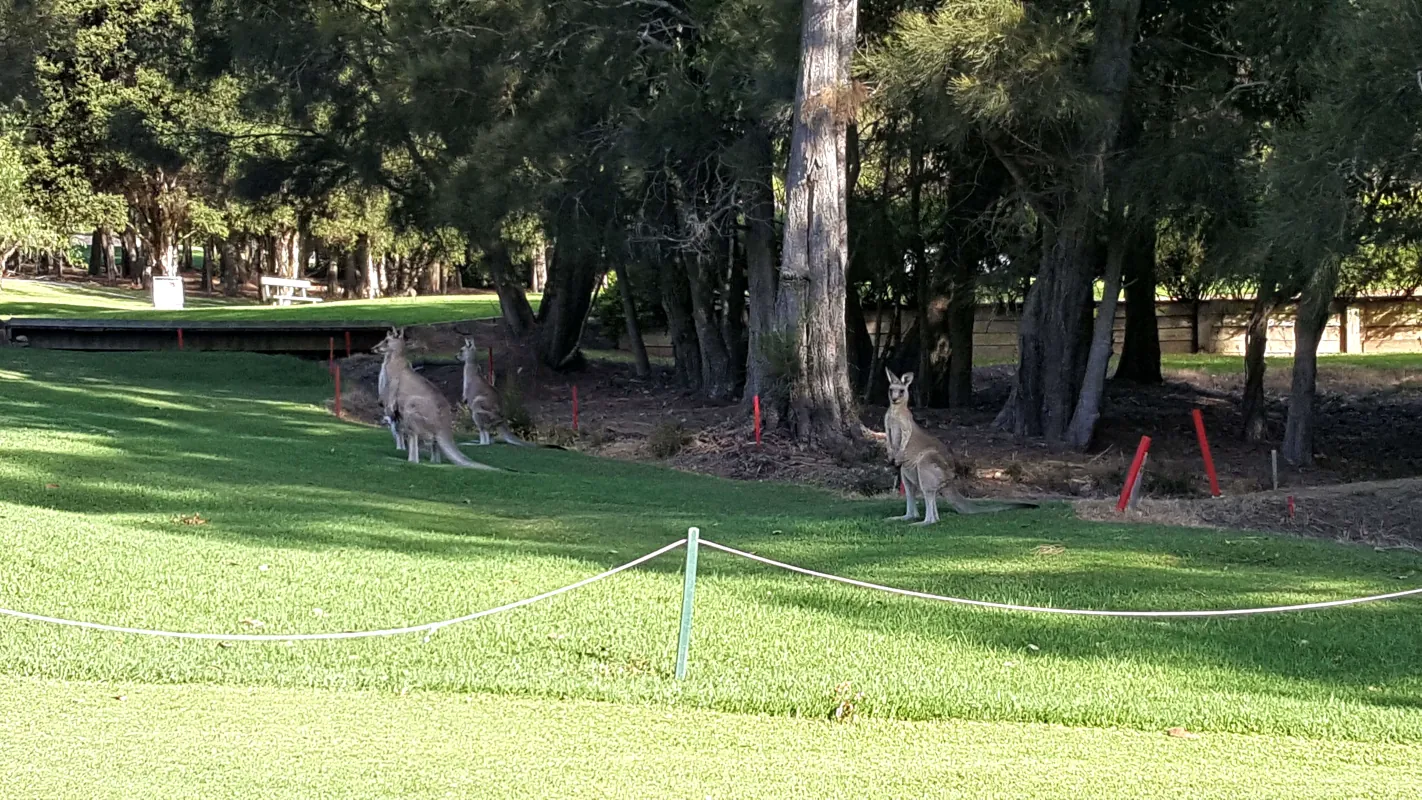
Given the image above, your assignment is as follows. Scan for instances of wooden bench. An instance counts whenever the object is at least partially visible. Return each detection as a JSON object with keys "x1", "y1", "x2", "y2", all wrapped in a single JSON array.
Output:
[{"x1": 259, "y1": 276, "x2": 323, "y2": 306}]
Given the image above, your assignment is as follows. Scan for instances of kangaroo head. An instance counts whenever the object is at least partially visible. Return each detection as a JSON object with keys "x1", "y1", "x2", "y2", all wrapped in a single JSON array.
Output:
[
  {"x1": 373, "y1": 327, "x2": 407, "y2": 356},
  {"x1": 458, "y1": 337, "x2": 477, "y2": 364},
  {"x1": 886, "y1": 368, "x2": 914, "y2": 407}
]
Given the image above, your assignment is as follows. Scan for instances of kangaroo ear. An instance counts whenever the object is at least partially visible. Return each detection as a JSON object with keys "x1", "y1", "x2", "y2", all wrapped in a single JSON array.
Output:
[
  {"x1": 901, "y1": 372, "x2": 915, "y2": 387},
  {"x1": 885, "y1": 367, "x2": 898, "y2": 383}
]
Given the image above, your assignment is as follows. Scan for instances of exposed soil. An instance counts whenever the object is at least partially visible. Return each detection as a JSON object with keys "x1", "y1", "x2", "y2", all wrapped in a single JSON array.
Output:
[
  {"x1": 339, "y1": 319, "x2": 1422, "y2": 547},
  {"x1": 1076, "y1": 481, "x2": 1422, "y2": 552}
]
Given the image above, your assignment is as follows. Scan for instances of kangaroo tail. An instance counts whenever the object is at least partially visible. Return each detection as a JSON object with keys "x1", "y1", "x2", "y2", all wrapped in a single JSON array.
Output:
[
  {"x1": 949, "y1": 497, "x2": 1040, "y2": 515},
  {"x1": 435, "y1": 431, "x2": 501, "y2": 471},
  {"x1": 498, "y1": 425, "x2": 536, "y2": 447}
]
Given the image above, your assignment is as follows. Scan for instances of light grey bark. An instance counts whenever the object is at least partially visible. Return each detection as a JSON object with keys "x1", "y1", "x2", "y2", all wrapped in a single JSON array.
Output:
[{"x1": 772, "y1": 0, "x2": 859, "y2": 445}]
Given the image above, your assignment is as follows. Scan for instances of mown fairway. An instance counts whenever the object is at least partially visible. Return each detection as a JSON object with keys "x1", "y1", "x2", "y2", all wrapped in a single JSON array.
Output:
[{"x1": 1, "y1": 349, "x2": 1419, "y2": 797}]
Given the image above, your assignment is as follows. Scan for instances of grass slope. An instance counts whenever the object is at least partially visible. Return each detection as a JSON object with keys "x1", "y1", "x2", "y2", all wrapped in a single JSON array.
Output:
[
  {"x1": 2, "y1": 675, "x2": 1416, "y2": 800},
  {"x1": 1160, "y1": 352, "x2": 1422, "y2": 374},
  {"x1": 0, "y1": 350, "x2": 1420, "y2": 746},
  {"x1": 0, "y1": 279, "x2": 519, "y2": 325}
]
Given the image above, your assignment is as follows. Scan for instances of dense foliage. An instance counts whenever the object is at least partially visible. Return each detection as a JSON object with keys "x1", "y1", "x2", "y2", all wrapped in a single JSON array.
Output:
[{"x1": 2, "y1": 0, "x2": 1421, "y2": 457}]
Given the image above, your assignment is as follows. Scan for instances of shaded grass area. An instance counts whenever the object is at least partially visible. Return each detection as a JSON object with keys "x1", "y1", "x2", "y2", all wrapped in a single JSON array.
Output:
[
  {"x1": 1, "y1": 350, "x2": 1421, "y2": 742},
  {"x1": 0, "y1": 279, "x2": 524, "y2": 325},
  {"x1": 1, "y1": 676, "x2": 1415, "y2": 800},
  {"x1": 1160, "y1": 352, "x2": 1422, "y2": 374},
  {"x1": 960, "y1": 352, "x2": 1422, "y2": 372}
]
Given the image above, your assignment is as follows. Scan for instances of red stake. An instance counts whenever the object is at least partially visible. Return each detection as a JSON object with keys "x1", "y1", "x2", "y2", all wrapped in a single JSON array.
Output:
[
  {"x1": 753, "y1": 394, "x2": 762, "y2": 446},
  {"x1": 1288, "y1": 496, "x2": 1296, "y2": 518},
  {"x1": 1191, "y1": 409, "x2": 1222, "y2": 497},
  {"x1": 177, "y1": 328, "x2": 184, "y2": 350},
  {"x1": 344, "y1": 330, "x2": 351, "y2": 358},
  {"x1": 488, "y1": 348, "x2": 495, "y2": 386},
  {"x1": 333, "y1": 365, "x2": 343, "y2": 418},
  {"x1": 329, "y1": 336, "x2": 335, "y2": 372},
  {"x1": 1117, "y1": 436, "x2": 1153, "y2": 513},
  {"x1": 571, "y1": 385, "x2": 579, "y2": 432}
]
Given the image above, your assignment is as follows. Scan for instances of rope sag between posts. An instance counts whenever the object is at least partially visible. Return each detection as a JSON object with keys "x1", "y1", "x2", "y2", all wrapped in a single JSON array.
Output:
[
  {"x1": 0, "y1": 539, "x2": 687, "y2": 642},
  {"x1": 699, "y1": 540, "x2": 1422, "y2": 617}
]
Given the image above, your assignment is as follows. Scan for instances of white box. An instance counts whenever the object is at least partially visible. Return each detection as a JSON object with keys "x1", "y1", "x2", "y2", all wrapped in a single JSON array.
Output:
[{"x1": 152, "y1": 276, "x2": 185, "y2": 310}]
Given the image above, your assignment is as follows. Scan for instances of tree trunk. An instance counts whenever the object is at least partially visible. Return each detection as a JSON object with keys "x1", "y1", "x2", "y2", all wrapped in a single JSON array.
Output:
[
  {"x1": 121, "y1": 227, "x2": 146, "y2": 285},
  {"x1": 946, "y1": 254, "x2": 976, "y2": 408},
  {"x1": 1281, "y1": 261, "x2": 1340, "y2": 466},
  {"x1": 723, "y1": 229, "x2": 749, "y2": 389},
  {"x1": 865, "y1": 301, "x2": 902, "y2": 403},
  {"x1": 1001, "y1": 221, "x2": 1095, "y2": 439},
  {"x1": 180, "y1": 238, "x2": 194, "y2": 274},
  {"x1": 298, "y1": 225, "x2": 313, "y2": 279},
  {"x1": 741, "y1": 125, "x2": 781, "y2": 407},
  {"x1": 688, "y1": 253, "x2": 735, "y2": 400},
  {"x1": 1065, "y1": 224, "x2": 1128, "y2": 450},
  {"x1": 200, "y1": 238, "x2": 214, "y2": 293},
  {"x1": 284, "y1": 230, "x2": 301, "y2": 279},
  {"x1": 481, "y1": 240, "x2": 537, "y2": 338},
  {"x1": 88, "y1": 229, "x2": 105, "y2": 277},
  {"x1": 613, "y1": 261, "x2": 653, "y2": 378},
  {"x1": 341, "y1": 248, "x2": 355, "y2": 298},
  {"x1": 120, "y1": 232, "x2": 132, "y2": 281},
  {"x1": 138, "y1": 206, "x2": 177, "y2": 281},
  {"x1": 1114, "y1": 225, "x2": 1162, "y2": 383},
  {"x1": 1241, "y1": 282, "x2": 1277, "y2": 443},
  {"x1": 357, "y1": 234, "x2": 378, "y2": 299},
  {"x1": 531, "y1": 243, "x2": 548, "y2": 293},
  {"x1": 391, "y1": 253, "x2": 406, "y2": 294},
  {"x1": 318, "y1": 241, "x2": 336, "y2": 297},
  {"x1": 449, "y1": 257, "x2": 463, "y2": 290},
  {"x1": 996, "y1": 0, "x2": 1141, "y2": 441},
  {"x1": 909, "y1": 139, "x2": 934, "y2": 407},
  {"x1": 660, "y1": 250, "x2": 702, "y2": 391},
  {"x1": 846, "y1": 283, "x2": 873, "y2": 393},
  {"x1": 534, "y1": 241, "x2": 599, "y2": 370},
  {"x1": 772, "y1": 0, "x2": 859, "y2": 446},
  {"x1": 243, "y1": 238, "x2": 260, "y2": 287},
  {"x1": 220, "y1": 238, "x2": 239, "y2": 296}
]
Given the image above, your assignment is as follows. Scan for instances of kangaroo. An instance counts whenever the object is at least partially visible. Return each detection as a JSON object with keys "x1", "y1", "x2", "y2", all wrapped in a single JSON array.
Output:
[
  {"x1": 884, "y1": 369, "x2": 1038, "y2": 524},
  {"x1": 458, "y1": 337, "x2": 533, "y2": 447},
  {"x1": 371, "y1": 330, "x2": 501, "y2": 471},
  {"x1": 376, "y1": 333, "x2": 406, "y2": 451}
]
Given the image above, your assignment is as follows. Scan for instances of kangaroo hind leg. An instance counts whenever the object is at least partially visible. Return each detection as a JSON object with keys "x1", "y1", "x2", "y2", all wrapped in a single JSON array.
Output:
[
  {"x1": 913, "y1": 463, "x2": 945, "y2": 526},
  {"x1": 888, "y1": 469, "x2": 920, "y2": 521}
]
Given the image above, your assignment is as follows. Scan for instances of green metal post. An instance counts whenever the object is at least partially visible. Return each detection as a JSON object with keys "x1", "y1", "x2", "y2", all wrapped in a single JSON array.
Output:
[{"x1": 674, "y1": 527, "x2": 700, "y2": 680}]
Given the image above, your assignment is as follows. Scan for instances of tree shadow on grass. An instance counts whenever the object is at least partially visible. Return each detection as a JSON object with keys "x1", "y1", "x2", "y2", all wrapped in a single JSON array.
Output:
[
  {"x1": 4, "y1": 349, "x2": 1422, "y2": 698},
  {"x1": 739, "y1": 563, "x2": 1422, "y2": 707}
]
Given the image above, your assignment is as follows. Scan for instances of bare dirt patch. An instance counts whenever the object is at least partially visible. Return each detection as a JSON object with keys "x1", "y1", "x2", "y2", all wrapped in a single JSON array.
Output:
[
  {"x1": 339, "y1": 323, "x2": 1422, "y2": 544},
  {"x1": 1076, "y1": 480, "x2": 1422, "y2": 551}
]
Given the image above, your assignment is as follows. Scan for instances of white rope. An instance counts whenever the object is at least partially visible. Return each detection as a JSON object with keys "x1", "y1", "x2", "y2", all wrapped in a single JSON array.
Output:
[
  {"x1": 0, "y1": 539, "x2": 687, "y2": 642},
  {"x1": 700, "y1": 540, "x2": 1422, "y2": 617}
]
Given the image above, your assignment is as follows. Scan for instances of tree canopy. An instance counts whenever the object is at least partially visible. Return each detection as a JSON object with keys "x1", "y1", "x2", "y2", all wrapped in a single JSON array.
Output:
[{"x1": 3, "y1": 0, "x2": 1421, "y2": 457}]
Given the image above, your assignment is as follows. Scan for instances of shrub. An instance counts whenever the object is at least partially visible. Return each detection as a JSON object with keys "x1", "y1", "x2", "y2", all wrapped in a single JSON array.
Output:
[
  {"x1": 647, "y1": 421, "x2": 690, "y2": 459},
  {"x1": 499, "y1": 382, "x2": 535, "y2": 437}
]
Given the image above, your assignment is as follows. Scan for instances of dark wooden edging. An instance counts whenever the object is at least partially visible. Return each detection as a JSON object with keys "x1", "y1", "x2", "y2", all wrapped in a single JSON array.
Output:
[{"x1": 1, "y1": 318, "x2": 397, "y2": 355}]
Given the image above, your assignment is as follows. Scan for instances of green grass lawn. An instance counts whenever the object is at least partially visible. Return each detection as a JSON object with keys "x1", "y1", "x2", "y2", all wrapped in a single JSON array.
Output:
[
  {"x1": 3, "y1": 675, "x2": 1416, "y2": 800},
  {"x1": 1, "y1": 349, "x2": 1420, "y2": 795},
  {"x1": 0, "y1": 278, "x2": 524, "y2": 325},
  {"x1": 1160, "y1": 352, "x2": 1422, "y2": 374}
]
